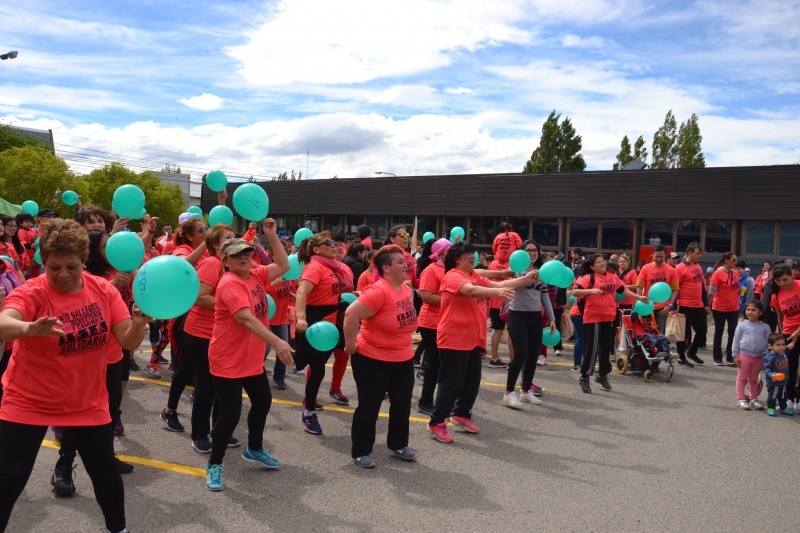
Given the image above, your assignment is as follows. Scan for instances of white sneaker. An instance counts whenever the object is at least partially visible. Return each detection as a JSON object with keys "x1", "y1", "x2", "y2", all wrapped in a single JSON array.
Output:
[
  {"x1": 794, "y1": 401, "x2": 800, "y2": 411},
  {"x1": 537, "y1": 355, "x2": 547, "y2": 366},
  {"x1": 502, "y1": 391, "x2": 522, "y2": 409},
  {"x1": 554, "y1": 350, "x2": 562, "y2": 356},
  {"x1": 519, "y1": 390, "x2": 542, "y2": 405},
  {"x1": 750, "y1": 399, "x2": 764, "y2": 410},
  {"x1": 737, "y1": 399, "x2": 751, "y2": 410}
]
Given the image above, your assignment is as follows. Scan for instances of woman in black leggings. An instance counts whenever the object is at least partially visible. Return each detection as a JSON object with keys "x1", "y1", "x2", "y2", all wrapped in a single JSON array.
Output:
[
  {"x1": 0, "y1": 218, "x2": 147, "y2": 533},
  {"x1": 708, "y1": 252, "x2": 741, "y2": 366}
]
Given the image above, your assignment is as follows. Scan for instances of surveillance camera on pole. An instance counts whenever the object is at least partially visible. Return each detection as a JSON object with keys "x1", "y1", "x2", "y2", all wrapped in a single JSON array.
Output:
[{"x1": 1, "y1": 51, "x2": 19, "y2": 60}]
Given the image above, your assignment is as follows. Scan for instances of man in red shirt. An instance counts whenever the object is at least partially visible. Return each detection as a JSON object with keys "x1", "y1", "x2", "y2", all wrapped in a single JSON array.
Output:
[
  {"x1": 673, "y1": 243, "x2": 709, "y2": 367},
  {"x1": 636, "y1": 245, "x2": 679, "y2": 334}
]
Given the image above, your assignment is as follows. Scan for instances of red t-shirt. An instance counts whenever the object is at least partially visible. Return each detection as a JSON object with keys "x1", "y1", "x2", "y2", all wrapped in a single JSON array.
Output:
[
  {"x1": 172, "y1": 243, "x2": 209, "y2": 262},
  {"x1": 402, "y1": 251, "x2": 419, "y2": 288},
  {"x1": 492, "y1": 232, "x2": 522, "y2": 262},
  {"x1": 0, "y1": 242, "x2": 22, "y2": 271},
  {"x1": 209, "y1": 267, "x2": 272, "y2": 378},
  {"x1": 437, "y1": 269, "x2": 490, "y2": 350},
  {"x1": 93, "y1": 270, "x2": 133, "y2": 364},
  {"x1": 0, "y1": 273, "x2": 130, "y2": 426},
  {"x1": 771, "y1": 280, "x2": 800, "y2": 336},
  {"x1": 710, "y1": 267, "x2": 740, "y2": 312},
  {"x1": 488, "y1": 259, "x2": 509, "y2": 310},
  {"x1": 356, "y1": 277, "x2": 418, "y2": 362},
  {"x1": 619, "y1": 269, "x2": 638, "y2": 306},
  {"x1": 636, "y1": 263, "x2": 678, "y2": 309},
  {"x1": 675, "y1": 261, "x2": 706, "y2": 308},
  {"x1": 268, "y1": 278, "x2": 293, "y2": 326},
  {"x1": 575, "y1": 272, "x2": 623, "y2": 323},
  {"x1": 361, "y1": 236, "x2": 373, "y2": 250},
  {"x1": 302, "y1": 261, "x2": 354, "y2": 323},
  {"x1": 184, "y1": 255, "x2": 224, "y2": 339},
  {"x1": 417, "y1": 263, "x2": 445, "y2": 329},
  {"x1": 357, "y1": 271, "x2": 374, "y2": 292},
  {"x1": 17, "y1": 227, "x2": 37, "y2": 264}
]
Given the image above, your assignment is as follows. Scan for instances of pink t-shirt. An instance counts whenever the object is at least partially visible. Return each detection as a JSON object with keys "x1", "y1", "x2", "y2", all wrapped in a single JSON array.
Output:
[
  {"x1": 710, "y1": 267, "x2": 740, "y2": 312},
  {"x1": 437, "y1": 269, "x2": 490, "y2": 351},
  {"x1": 771, "y1": 280, "x2": 800, "y2": 336},
  {"x1": 575, "y1": 273, "x2": 623, "y2": 324},
  {"x1": 636, "y1": 262, "x2": 679, "y2": 310},
  {"x1": 183, "y1": 255, "x2": 224, "y2": 339},
  {"x1": 268, "y1": 278, "x2": 293, "y2": 326},
  {"x1": 356, "y1": 278, "x2": 418, "y2": 362},
  {"x1": 417, "y1": 263, "x2": 445, "y2": 329}
]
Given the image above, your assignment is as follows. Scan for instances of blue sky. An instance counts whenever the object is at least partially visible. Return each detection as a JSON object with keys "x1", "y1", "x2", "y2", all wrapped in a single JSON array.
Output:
[{"x1": 1, "y1": 0, "x2": 798, "y2": 181}]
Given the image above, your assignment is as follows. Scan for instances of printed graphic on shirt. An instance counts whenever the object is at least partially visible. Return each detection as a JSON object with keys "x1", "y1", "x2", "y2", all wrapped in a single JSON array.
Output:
[
  {"x1": 472, "y1": 281, "x2": 489, "y2": 308},
  {"x1": 332, "y1": 278, "x2": 353, "y2": 296},
  {"x1": 780, "y1": 293, "x2": 800, "y2": 319},
  {"x1": 396, "y1": 296, "x2": 417, "y2": 328},
  {"x1": 57, "y1": 302, "x2": 109, "y2": 356},
  {"x1": 251, "y1": 284, "x2": 270, "y2": 319}
]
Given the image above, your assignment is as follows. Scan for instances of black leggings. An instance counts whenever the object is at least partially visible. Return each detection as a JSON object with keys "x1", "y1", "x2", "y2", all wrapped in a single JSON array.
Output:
[
  {"x1": 184, "y1": 332, "x2": 219, "y2": 441},
  {"x1": 712, "y1": 310, "x2": 738, "y2": 361},
  {"x1": 783, "y1": 334, "x2": 800, "y2": 403},
  {"x1": 676, "y1": 306, "x2": 708, "y2": 359},
  {"x1": 210, "y1": 371, "x2": 272, "y2": 465},
  {"x1": 167, "y1": 329, "x2": 194, "y2": 410},
  {"x1": 581, "y1": 322, "x2": 614, "y2": 378},
  {"x1": 506, "y1": 310, "x2": 543, "y2": 392},
  {"x1": 0, "y1": 420, "x2": 124, "y2": 532},
  {"x1": 430, "y1": 347, "x2": 482, "y2": 425},
  {"x1": 418, "y1": 327, "x2": 440, "y2": 407}
]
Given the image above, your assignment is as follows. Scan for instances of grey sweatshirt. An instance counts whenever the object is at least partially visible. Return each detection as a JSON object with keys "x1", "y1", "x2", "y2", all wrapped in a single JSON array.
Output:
[
  {"x1": 508, "y1": 278, "x2": 555, "y2": 321},
  {"x1": 731, "y1": 320, "x2": 772, "y2": 357}
]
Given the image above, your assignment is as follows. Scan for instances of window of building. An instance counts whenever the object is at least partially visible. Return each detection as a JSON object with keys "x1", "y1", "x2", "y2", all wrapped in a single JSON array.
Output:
[
  {"x1": 506, "y1": 218, "x2": 530, "y2": 241},
  {"x1": 303, "y1": 217, "x2": 320, "y2": 234},
  {"x1": 346, "y1": 215, "x2": 365, "y2": 237},
  {"x1": 601, "y1": 219, "x2": 634, "y2": 251},
  {"x1": 779, "y1": 222, "x2": 800, "y2": 257},
  {"x1": 642, "y1": 219, "x2": 674, "y2": 246},
  {"x1": 744, "y1": 221, "x2": 775, "y2": 255},
  {"x1": 568, "y1": 219, "x2": 598, "y2": 249},
  {"x1": 368, "y1": 216, "x2": 387, "y2": 241},
  {"x1": 444, "y1": 217, "x2": 468, "y2": 241},
  {"x1": 469, "y1": 217, "x2": 496, "y2": 245},
  {"x1": 531, "y1": 219, "x2": 558, "y2": 247},
  {"x1": 704, "y1": 220, "x2": 733, "y2": 253},
  {"x1": 321, "y1": 216, "x2": 342, "y2": 234},
  {"x1": 676, "y1": 220, "x2": 701, "y2": 252}
]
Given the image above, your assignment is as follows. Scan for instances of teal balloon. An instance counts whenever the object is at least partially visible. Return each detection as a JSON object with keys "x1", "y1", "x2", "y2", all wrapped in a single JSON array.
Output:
[
  {"x1": 232, "y1": 183, "x2": 269, "y2": 221},
  {"x1": 542, "y1": 328, "x2": 561, "y2": 347},
  {"x1": 208, "y1": 205, "x2": 234, "y2": 227},
  {"x1": 34, "y1": 238, "x2": 40, "y2": 250},
  {"x1": 34, "y1": 249, "x2": 41, "y2": 265},
  {"x1": 187, "y1": 206, "x2": 203, "y2": 216},
  {"x1": 61, "y1": 190, "x2": 79, "y2": 206},
  {"x1": 341, "y1": 292, "x2": 357, "y2": 304},
  {"x1": 305, "y1": 321, "x2": 340, "y2": 352},
  {"x1": 0, "y1": 255, "x2": 15, "y2": 267},
  {"x1": 635, "y1": 300, "x2": 655, "y2": 316},
  {"x1": 538, "y1": 260, "x2": 562, "y2": 285},
  {"x1": 423, "y1": 231, "x2": 435, "y2": 243},
  {"x1": 111, "y1": 184, "x2": 146, "y2": 219},
  {"x1": 284, "y1": 254, "x2": 304, "y2": 280},
  {"x1": 267, "y1": 294, "x2": 276, "y2": 320},
  {"x1": 648, "y1": 282, "x2": 672, "y2": 304},
  {"x1": 509, "y1": 249, "x2": 531, "y2": 273},
  {"x1": 569, "y1": 295, "x2": 576, "y2": 305},
  {"x1": 135, "y1": 208, "x2": 147, "y2": 220},
  {"x1": 133, "y1": 256, "x2": 200, "y2": 320},
  {"x1": 615, "y1": 291, "x2": 625, "y2": 302},
  {"x1": 555, "y1": 266, "x2": 575, "y2": 288},
  {"x1": 473, "y1": 251, "x2": 480, "y2": 267},
  {"x1": 105, "y1": 231, "x2": 145, "y2": 273},
  {"x1": 450, "y1": 226, "x2": 465, "y2": 241},
  {"x1": 21, "y1": 200, "x2": 39, "y2": 215},
  {"x1": 206, "y1": 170, "x2": 228, "y2": 192},
  {"x1": 293, "y1": 227, "x2": 313, "y2": 247}
]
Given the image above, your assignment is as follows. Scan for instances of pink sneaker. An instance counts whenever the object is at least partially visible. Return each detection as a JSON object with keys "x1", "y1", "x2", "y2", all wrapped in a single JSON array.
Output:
[
  {"x1": 450, "y1": 415, "x2": 480, "y2": 434},
  {"x1": 428, "y1": 422, "x2": 454, "y2": 443}
]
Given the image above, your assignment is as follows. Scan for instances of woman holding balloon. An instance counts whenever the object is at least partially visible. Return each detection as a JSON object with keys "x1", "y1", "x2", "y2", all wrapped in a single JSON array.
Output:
[
  {"x1": 503, "y1": 241, "x2": 556, "y2": 409},
  {"x1": 205, "y1": 222, "x2": 292, "y2": 492},
  {"x1": 295, "y1": 231, "x2": 354, "y2": 435}
]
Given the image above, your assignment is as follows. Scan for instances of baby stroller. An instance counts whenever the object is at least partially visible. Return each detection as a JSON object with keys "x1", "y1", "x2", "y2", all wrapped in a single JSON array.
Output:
[{"x1": 616, "y1": 311, "x2": 675, "y2": 382}]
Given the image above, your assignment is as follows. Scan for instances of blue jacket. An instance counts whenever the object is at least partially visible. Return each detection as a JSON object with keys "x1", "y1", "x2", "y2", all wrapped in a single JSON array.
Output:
[{"x1": 763, "y1": 349, "x2": 790, "y2": 386}]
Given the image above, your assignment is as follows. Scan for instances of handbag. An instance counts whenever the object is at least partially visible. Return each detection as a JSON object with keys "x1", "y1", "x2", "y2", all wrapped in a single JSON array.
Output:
[
  {"x1": 560, "y1": 313, "x2": 573, "y2": 338},
  {"x1": 665, "y1": 313, "x2": 686, "y2": 343}
]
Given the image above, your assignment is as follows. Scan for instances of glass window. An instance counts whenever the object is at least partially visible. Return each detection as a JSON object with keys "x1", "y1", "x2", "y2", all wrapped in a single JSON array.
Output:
[
  {"x1": 745, "y1": 222, "x2": 775, "y2": 255},
  {"x1": 531, "y1": 219, "x2": 558, "y2": 247},
  {"x1": 568, "y1": 219, "x2": 598, "y2": 249},
  {"x1": 321, "y1": 216, "x2": 341, "y2": 234},
  {"x1": 444, "y1": 217, "x2": 468, "y2": 241},
  {"x1": 469, "y1": 217, "x2": 496, "y2": 245},
  {"x1": 643, "y1": 220, "x2": 674, "y2": 246},
  {"x1": 506, "y1": 217, "x2": 530, "y2": 240},
  {"x1": 704, "y1": 220, "x2": 733, "y2": 253},
  {"x1": 303, "y1": 217, "x2": 320, "y2": 234},
  {"x1": 416, "y1": 216, "x2": 437, "y2": 239},
  {"x1": 601, "y1": 219, "x2": 634, "y2": 250},
  {"x1": 779, "y1": 222, "x2": 800, "y2": 257},
  {"x1": 676, "y1": 219, "x2": 701, "y2": 252},
  {"x1": 346, "y1": 216, "x2": 365, "y2": 238},
  {"x1": 368, "y1": 216, "x2": 387, "y2": 241}
]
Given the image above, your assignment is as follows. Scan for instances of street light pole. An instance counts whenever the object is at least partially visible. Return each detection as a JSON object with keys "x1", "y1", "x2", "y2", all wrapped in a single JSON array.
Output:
[
  {"x1": 374, "y1": 171, "x2": 396, "y2": 177},
  {"x1": 1, "y1": 51, "x2": 18, "y2": 60}
]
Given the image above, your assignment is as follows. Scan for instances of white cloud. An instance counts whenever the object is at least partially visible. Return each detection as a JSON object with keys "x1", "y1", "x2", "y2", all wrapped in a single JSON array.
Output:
[
  {"x1": 0, "y1": 85, "x2": 137, "y2": 112},
  {"x1": 368, "y1": 85, "x2": 440, "y2": 108},
  {"x1": 561, "y1": 34, "x2": 608, "y2": 48},
  {"x1": 445, "y1": 87, "x2": 477, "y2": 95},
  {"x1": 178, "y1": 93, "x2": 225, "y2": 111}
]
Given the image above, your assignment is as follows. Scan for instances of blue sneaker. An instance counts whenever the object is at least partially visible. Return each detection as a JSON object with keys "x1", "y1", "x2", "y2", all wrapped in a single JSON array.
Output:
[
  {"x1": 391, "y1": 447, "x2": 418, "y2": 461},
  {"x1": 768, "y1": 407, "x2": 777, "y2": 417},
  {"x1": 781, "y1": 407, "x2": 795, "y2": 416},
  {"x1": 353, "y1": 455, "x2": 376, "y2": 468},
  {"x1": 302, "y1": 412, "x2": 322, "y2": 434},
  {"x1": 242, "y1": 447, "x2": 281, "y2": 469},
  {"x1": 206, "y1": 462, "x2": 224, "y2": 491}
]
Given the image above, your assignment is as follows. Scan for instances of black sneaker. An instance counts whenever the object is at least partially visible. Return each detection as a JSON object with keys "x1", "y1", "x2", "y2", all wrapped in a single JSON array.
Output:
[
  {"x1": 687, "y1": 354, "x2": 704, "y2": 365},
  {"x1": 417, "y1": 403, "x2": 434, "y2": 415},
  {"x1": 713, "y1": 360, "x2": 725, "y2": 366},
  {"x1": 115, "y1": 456, "x2": 134, "y2": 474},
  {"x1": 594, "y1": 375, "x2": 613, "y2": 391},
  {"x1": 725, "y1": 358, "x2": 736, "y2": 367},
  {"x1": 192, "y1": 438, "x2": 212, "y2": 454},
  {"x1": 273, "y1": 378, "x2": 287, "y2": 390},
  {"x1": 487, "y1": 358, "x2": 507, "y2": 368},
  {"x1": 160, "y1": 409, "x2": 185, "y2": 432},
  {"x1": 157, "y1": 355, "x2": 169, "y2": 364},
  {"x1": 129, "y1": 359, "x2": 140, "y2": 371},
  {"x1": 579, "y1": 377, "x2": 592, "y2": 394},
  {"x1": 678, "y1": 358, "x2": 694, "y2": 368},
  {"x1": 416, "y1": 369, "x2": 425, "y2": 381},
  {"x1": 51, "y1": 464, "x2": 76, "y2": 496}
]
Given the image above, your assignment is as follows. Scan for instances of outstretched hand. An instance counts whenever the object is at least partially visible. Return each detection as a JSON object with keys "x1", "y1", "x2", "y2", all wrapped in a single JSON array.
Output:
[
  {"x1": 262, "y1": 218, "x2": 278, "y2": 237},
  {"x1": 25, "y1": 316, "x2": 66, "y2": 338}
]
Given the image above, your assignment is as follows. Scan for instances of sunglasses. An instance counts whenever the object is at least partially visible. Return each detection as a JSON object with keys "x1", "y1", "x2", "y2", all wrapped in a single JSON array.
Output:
[
  {"x1": 319, "y1": 239, "x2": 335, "y2": 247},
  {"x1": 197, "y1": 226, "x2": 210, "y2": 234},
  {"x1": 394, "y1": 233, "x2": 409, "y2": 238},
  {"x1": 231, "y1": 250, "x2": 253, "y2": 259}
]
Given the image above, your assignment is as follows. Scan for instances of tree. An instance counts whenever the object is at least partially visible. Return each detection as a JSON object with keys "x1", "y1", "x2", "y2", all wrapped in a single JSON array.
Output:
[
  {"x1": 523, "y1": 110, "x2": 586, "y2": 173},
  {"x1": 612, "y1": 135, "x2": 634, "y2": 170},
  {"x1": 633, "y1": 135, "x2": 648, "y2": 163},
  {"x1": 676, "y1": 114, "x2": 706, "y2": 168},
  {"x1": 0, "y1": 146, "x2": 76, "y2": 216},
  {"x1": 0, "y1": 125, "x2": 45, "y2": 153},
  {"x1": 76, "y1": 162, "x2": 186, "y2": 226},
  {"x1": 272, "y1": 170, "x2": 303, "y2": 181},
  {"x1": 651, "y1": 110, "x2": 678, "y2": 169}
]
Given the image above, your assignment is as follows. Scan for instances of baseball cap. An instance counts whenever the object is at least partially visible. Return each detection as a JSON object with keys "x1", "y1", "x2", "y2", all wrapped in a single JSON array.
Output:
[
  {"x1": 669, "y1": 252, "x2": 679, "y2": 259},
  {"x1": 178, "y1": 212, "x2": 193, "y2": 224},
  {"x1": 220, "y1": 238, "x2": 254, "y2": 257}
]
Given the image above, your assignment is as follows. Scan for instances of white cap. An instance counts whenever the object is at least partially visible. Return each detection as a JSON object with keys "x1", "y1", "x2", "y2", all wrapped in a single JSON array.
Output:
[{"x1": 178, "y1": 212, "x2": 192, "y2": 224}]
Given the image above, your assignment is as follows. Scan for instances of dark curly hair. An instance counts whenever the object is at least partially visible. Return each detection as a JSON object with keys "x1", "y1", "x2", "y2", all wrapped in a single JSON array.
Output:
[{"x1": 39, "y1": 218, "x2": 89, "y2": 263}]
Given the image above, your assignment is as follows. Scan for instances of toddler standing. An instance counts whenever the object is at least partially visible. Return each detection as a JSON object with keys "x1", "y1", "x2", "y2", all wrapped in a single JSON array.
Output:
[
  {"x1": 732, "y1": 301, "x2": 772, "y2": 410},
  {"x1": 763, "y1": 332, "x2": 795, "y2": 417}
]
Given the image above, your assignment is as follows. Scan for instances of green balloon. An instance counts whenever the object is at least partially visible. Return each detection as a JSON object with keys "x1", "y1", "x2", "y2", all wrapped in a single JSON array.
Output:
[
  {"x1": 206, "y1": 170, "x2": 228, "y2": 192},
  {"x1": 509, "y1": 249, "x2": 531, "y2": 273},
  {"x1": 542, "y1": 328, "x2": 561, "y2": 347},
  {"x1": 341, "y1": 292, "x2": 357, "y2": 304},
  {"x1": 555, "y1": 265, "x2": 575, "y2": 288},
  {"x1": 187, "y1": 206, "x2": 203, "y2": 216},
  {"x1": 105, "y1": 232, "x2": 145, "y2": 273},
  {"x1": 34, "y1": 249, "x2": 41, "y2": 265},
  {"x1": 305, "y1": 321, "x2": 339, "y2": 352},
  {"x1": 61, "y1": 190, "x2": 79, "y2": 206},
  {"x1": 538, "y1": 260, "x2": 562, "y2": 285},
  {"x1": 0, "y1": 255, "x2": 16, "y2": 267},
  {"x1": 232, "y1": 183, "x2": 269, "y2": 221},
  {"x1": 569, "y1": 295, "x2": 576, "y2": 305},
  {"x1": 423, "y1": 231, "x2": 435, "y2": 243},
  {"x1": 293, "y1": 228, "x2": 313, "y2": 247},
  {"x1": 34, "y1": 238, "x2": 40, "y2": 250},
  {"x1": 21, "y1": 200, "x2": 39, "y2": 215},
  {"x1": 449, "y1": 226, "x2": 465, "y2": 241},
  {"x1": 135, "y1": 208, "x2": 147, "y2": 220},
  {"x1": 473, "y1": 251, "x2": 480, "y2": 267},
  {"x1": 208, "y1": 205, "x2": 234, "y2": 227},
  {"x1": 635, "y1": 300, "x2": 655, "y2": 316},
  {"x1": 615, "y1": 292, "x2": 625, "y2": 302},
  {"x1": 648, "y1": 282, "x2": 672, "y2": 304},
  {"x1": 267, "y1": 294, "x2": 276, "y2": 320},
  {"x1": 133, "y1": 256, "x2": 200, "y2": 319},
  {"x1": 283, "y1": 254, "x2": 304, "y2": 281},
  {"x1": 111, "y1": 184, "x2": 146, "y2": 219}
]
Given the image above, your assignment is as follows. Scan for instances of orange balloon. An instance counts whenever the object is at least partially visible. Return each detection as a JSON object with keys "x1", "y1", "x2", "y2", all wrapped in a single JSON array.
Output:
[{"x1": 773, "y1": 372, "x2": 785, "y2": 381}]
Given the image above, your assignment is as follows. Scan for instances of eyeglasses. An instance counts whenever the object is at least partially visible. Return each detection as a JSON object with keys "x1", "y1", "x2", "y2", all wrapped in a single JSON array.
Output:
[
  {"x1": 524, "y1": 249, "x2": 538, "y2": 254},
  {"x1": 5, "y1": 223, "x2": 17, "y2": 228},
  {"x1": 394, "y1": 233, "x2": 408, "y2": 238},
  {"x1": 319, "y1": 239, "x2": 335, "y2": 247},
  {"x1": 197, "y1": 226, "x2": 209, "y2": 234},
  {"x1": 231, "y1": 250, "x2": 253, "y2": 259}
]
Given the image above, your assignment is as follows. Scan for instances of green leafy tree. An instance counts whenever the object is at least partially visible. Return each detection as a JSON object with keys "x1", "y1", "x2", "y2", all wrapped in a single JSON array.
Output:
[
  {"x1": 613, "y1": 135, "x2": 634, "y2": 170},
  {"x1": 651, "y1": 110, "x2": 678, "y2": 169},
  {"x1": 0, "y1": 146, "x2": 76, "y2": 216},
  {"x1": 523, "y1": 110, "x2": 586, "y2": 173},
  {"x1": 77, "y1": 163, "x2": 185, "y2": 226},
  {"x1": 676, "y1": 114, "x2": 706, "y2": 168},
  {"x1": 272, "y1": 170, "x2": 303, "y2": 181},
  {"x1": 0, "y1": 125, "x2": 45, "y2": 153},
  {"x1": 633, "y1": 136, "x2": 648, "y2": 163}
]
